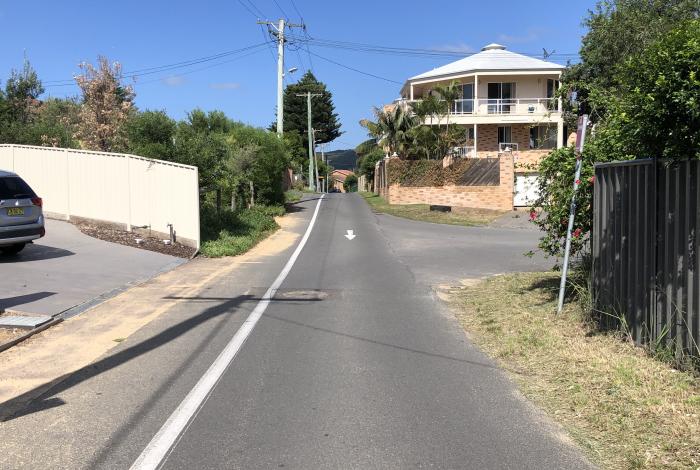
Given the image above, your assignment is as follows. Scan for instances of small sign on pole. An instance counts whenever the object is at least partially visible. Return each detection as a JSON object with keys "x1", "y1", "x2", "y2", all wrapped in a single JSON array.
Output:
[{"x1": 557, "y1": 114, "x2": 589, "y2": 313}]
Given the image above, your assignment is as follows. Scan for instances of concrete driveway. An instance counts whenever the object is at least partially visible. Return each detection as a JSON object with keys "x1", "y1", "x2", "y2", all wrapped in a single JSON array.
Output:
[{"x1": 0, "y1": 219, "x2": 185, "y2": 317}]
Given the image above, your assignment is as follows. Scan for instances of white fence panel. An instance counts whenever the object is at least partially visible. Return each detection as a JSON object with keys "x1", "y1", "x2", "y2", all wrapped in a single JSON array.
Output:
[
  {"x1": 0, "y1": 146, "x2": 13, "y2": 170},
  {"x1": 0, "y1": 145, "x2": 200, "y2": 247}
]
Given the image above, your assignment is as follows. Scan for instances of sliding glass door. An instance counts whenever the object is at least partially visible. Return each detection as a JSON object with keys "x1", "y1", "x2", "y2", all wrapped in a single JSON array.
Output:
[
  {"x1": 454, "y1": 83, "x2": 474, "y2": 114},
  {"x1": 487, "y1": 82, "x2": 516, "y2": 114}
]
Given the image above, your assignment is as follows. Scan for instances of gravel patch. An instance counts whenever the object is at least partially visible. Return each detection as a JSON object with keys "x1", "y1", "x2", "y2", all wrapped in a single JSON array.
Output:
[{"x1": 74, "y1": 222, "x2": 196, "y2": 258}]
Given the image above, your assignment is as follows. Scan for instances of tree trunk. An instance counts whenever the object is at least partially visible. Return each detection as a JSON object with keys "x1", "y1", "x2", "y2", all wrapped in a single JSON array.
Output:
[
  {"x1": 249, "y1": 180, "x2": 254, "y2": 208},
  {"x1": 216, "y1": 189, "x2": 221, "y2": 214}
]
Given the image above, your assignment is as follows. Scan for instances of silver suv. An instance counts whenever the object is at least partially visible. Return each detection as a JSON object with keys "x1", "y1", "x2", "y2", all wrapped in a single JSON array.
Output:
[{"x1": 0, "y1": 170, "x2": 45, "y2": 255}]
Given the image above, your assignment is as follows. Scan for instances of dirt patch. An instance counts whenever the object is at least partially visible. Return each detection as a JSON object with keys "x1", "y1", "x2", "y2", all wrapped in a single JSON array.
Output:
[
  {"x1": 0, "y1": 329, "x2": 23, "y2": 345},
  {"x1": 74, "y1": 221, "x2": 196, "y2": 258}
]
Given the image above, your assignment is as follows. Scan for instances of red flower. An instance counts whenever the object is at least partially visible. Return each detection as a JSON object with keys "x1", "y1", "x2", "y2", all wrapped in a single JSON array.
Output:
[
  {"x1": 575, "y1": 179, "x2": 581, "y2": 185},
  {"x1": 573, "y1": 228, "x2": 582, "y2": 238},
  {"x1": 529, "y1": 210, "x2": 537, "y2": 221},
  {"x1": 589, "y1": 176, "x2": 595, "y2": 184}
]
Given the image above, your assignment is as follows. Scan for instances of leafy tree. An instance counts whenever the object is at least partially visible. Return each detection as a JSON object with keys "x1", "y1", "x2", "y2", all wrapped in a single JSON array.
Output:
[
  {"x1": 30, "y1": 97, "x2": 81, "y2": 148},
  {"x1": 343, "y1": 174, "x2": 358, "y2": 192},
  {"x1": 125, "y1": 110, "x2": 177, "y2": 160},
  {"x1": 75, "y1": 56, "x2": 135, "y2": 151},
  {"x1": 173, "y1": 109, "x2": 231, "y2": 192},
  {"x1": 4, "y1": 60, "x2": 43, "y2": 126},
  {"x1": 561, "y1": 0, "x2": 700, "y2": 123},
  {"x1": 282, "y1": 130, "x2": 307, "y2": 174},
  {"x1": 357, "y1": 147, "x2": 384, "y2": 184},
  {"x1": 360, "y1": 105, "x2": 416, "y2": 157},
  {"x1": 227, "y1": 124, "x2": 289, "y2": 206},
  {"x1": 274, "y1": 71, "x2": 341, "y2": 149},
  {"x1": 534, "y1": 18, "x2": 700, "y2": 259},
  {"x1": 0, "y1": 59, "x2": 44, "y2": 144},
  {"x1": 608, "y1": 20, "x2": 700, "y2": 159}
]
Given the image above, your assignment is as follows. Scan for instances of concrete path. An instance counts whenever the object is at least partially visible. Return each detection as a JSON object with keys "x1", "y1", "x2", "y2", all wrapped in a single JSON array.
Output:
[
  {"x1": 0, "y1": 195, "x2": 590, "y2": 469},
  {"x1": 0, "y1": 219, "x2": 184, "y2": 316}
]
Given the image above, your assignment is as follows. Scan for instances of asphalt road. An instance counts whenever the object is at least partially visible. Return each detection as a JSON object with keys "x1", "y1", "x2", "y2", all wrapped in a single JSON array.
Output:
[
  {"x1": 0, "y1": 219, "x2": 184, "y2": 316},
  {"x1": 0, "y1": 194, "x2": 589, "y2": 469}
]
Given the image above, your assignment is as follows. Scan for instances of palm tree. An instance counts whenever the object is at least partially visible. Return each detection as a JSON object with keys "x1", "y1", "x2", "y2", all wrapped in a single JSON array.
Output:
[{"x1": 360, "y1": 105, "x2": 416, "y2": 157}]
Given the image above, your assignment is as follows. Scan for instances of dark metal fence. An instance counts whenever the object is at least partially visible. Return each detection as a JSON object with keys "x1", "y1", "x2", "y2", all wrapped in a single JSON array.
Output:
[{"x1": 592, "y1": 159, "x2": 700, "y2": 358}]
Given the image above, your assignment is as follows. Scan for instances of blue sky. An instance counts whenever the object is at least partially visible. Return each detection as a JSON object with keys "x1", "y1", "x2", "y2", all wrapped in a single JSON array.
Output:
[{"x1": 0, "y1": 0, "x2": 597, "y2": 150}]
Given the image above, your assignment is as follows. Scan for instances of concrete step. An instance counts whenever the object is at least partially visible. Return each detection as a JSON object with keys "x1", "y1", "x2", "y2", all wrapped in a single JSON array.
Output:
[{"x1": 0, "y1": 315, "x2": 53, "y2": 329}]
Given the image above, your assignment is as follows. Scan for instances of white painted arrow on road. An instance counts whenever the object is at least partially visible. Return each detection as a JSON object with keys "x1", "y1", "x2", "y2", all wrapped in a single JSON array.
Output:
[{"x1": 344, "y1": 230, "x2": 356, "y2": 240}]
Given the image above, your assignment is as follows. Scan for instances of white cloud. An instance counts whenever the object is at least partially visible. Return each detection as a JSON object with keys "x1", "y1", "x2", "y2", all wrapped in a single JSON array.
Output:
[
  {"x1": 162, "y1": 75, "x2": 186, "y2": 87},
  {"x1": 209, "y1": 82, "x2": 241, "y2": 90},
  {"x1": 432, "y1": 42, "x2": 475, "y2": 54}
]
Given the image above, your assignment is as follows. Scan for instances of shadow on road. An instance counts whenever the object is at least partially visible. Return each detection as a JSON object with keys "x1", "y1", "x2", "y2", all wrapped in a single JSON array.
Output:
[
  {"x1": 0, "y1": 244, "x2": 75, "y2": 263},
  {"x1": 0, "y1": 292, "x2": 55, "y2": 311},
  {"x1": 0, "y1": 293, "x2": 322, "y2": 424},
  {"x1": 263, "y1": 313, "x2": 506, "y2": 372}
]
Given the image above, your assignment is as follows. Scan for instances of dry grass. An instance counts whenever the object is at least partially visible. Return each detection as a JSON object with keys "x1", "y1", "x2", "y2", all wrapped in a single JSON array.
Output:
[
  {"x1": 447, "y1": 272, "x2": 700, "y2": 470},
  {"x1": 360, "y1": 192, "x2": 505, "y2": 226}
]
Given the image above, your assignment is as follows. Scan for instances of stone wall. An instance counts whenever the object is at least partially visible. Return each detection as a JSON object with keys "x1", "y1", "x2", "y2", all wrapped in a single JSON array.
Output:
[{"x1": 385, "y1": 154, "x2": 514, "y2": 211}]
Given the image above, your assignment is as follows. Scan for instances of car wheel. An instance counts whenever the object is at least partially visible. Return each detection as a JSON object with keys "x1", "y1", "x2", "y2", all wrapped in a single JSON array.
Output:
[{"x1": 0, "y1": 243, "x2": 26, "y2": 255}]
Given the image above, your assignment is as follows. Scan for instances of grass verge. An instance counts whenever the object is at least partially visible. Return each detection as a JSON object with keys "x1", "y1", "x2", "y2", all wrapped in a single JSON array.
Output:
[
  {"x1": 447, "y1": 272, "x2": 700, "y2": 469},
  {"x1": 200, "y1": 204, "x2": 285, "y2": 257},
  {"x1": 284, "y1": 189, "x2": 303, "y2": 203},
  {"x1": 360, "y1": 191, "x2": 505, "y2": 226}
]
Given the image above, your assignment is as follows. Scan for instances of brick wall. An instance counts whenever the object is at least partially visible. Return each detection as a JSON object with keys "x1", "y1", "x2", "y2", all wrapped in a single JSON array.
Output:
[{"x1": 386, "y1": 154, "x2": 513, "y2": 211}]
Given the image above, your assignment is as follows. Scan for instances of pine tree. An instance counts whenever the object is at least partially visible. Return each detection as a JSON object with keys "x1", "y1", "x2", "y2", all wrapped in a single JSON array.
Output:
[{"x1": 273, "y1": 71, "x2": 341, "y2": 149}]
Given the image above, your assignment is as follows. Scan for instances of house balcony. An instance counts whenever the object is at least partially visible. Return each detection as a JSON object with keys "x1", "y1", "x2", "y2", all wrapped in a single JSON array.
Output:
[{"x1": 397, "y1": 97, "x2": 562, "y2": 124}]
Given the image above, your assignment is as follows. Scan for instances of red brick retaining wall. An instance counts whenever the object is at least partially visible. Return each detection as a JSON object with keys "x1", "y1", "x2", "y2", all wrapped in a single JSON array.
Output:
[{"x1": 385, "y1": 155, "x2": 514, "y2": 211}]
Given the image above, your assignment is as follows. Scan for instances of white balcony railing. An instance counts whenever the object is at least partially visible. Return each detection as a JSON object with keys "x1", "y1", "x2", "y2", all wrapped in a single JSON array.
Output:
[
  {"x1": 451, "y1": 146, "x2": 476, "y2": 158},
  {"x1": 399, "y1": 98, "x2": 560, "y2": 116}
]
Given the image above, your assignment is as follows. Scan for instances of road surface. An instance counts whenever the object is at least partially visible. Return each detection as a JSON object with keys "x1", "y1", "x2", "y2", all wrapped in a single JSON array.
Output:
[{"x1": 0, "y1": 194, "x2": 590, "y2": 469}]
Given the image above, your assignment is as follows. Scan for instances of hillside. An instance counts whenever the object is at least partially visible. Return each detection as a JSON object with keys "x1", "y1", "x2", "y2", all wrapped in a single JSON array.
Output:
[{"x1": 324, "y1": 149, "x2": 358, "y2": 171}]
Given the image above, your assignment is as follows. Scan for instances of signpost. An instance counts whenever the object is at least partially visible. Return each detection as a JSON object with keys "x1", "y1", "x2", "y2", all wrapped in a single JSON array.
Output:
[{"x1": 557, "y1": 114, "x2": 589, "y2": 313}]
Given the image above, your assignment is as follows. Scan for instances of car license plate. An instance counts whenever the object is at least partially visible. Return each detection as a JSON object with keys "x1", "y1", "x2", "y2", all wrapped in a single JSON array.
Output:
[{"x1": 7, "y1": 207, "x2": 24, "y2": 216}]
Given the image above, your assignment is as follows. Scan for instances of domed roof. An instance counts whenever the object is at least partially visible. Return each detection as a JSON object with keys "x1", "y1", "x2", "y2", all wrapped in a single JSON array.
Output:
[{"x1": 408, "y1": 43, "x2": 563, "y2": 81}]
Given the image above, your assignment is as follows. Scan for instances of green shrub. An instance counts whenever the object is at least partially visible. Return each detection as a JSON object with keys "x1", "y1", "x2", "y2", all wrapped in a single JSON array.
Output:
[{"x1": 199, "y1": 204, "x2": 284, "y2": 257}]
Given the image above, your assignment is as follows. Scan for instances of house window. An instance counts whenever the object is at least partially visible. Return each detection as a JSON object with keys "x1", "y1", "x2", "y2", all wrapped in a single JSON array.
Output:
[
  {"x1": 467, "y1": 127, "x2": 475, "y2": 140},
  {"x1": 488, "y1": 82, "x2": 516, "y2": 113},
  {"x1": 498, "y1": 126, "x2": 512, "y2": 145},
  {"x1": 529, "y1": 125, "x2": 557, "y2": 149},
  {"x1": 546, "y1": 79, "x2": 560, "y2": 110},
  {"x1": 455, "y1": 83, "x2": 474, "y2": 113}
]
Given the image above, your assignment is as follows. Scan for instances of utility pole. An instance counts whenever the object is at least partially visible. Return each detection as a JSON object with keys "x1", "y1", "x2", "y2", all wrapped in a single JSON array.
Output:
[
  {"x1": 312, "y1": 128, "x2": 320, "y2": 192},
  {"x1": 258, "y1": 19, "x2": 305, "y2": 136},
  {"x1": 321, "y1": 143, "x2": 327, "y2": 193},
  {"x1": 296, "y1": 92, "x2": 322, "y2": 191}
]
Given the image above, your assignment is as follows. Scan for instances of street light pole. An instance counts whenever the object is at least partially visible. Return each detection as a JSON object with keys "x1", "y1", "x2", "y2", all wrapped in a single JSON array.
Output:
[{"x1": 258, "y1": 19, "x2": 305, "y2": 137}]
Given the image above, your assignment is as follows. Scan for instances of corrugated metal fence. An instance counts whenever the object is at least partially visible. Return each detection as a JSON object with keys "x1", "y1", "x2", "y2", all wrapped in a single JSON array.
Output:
[
  {"x1": 592, "y1": 159, "x2": 699, "y2": 358},
  {"x1": 0, "y1": 144, "x2": 200, "y2": 248}
]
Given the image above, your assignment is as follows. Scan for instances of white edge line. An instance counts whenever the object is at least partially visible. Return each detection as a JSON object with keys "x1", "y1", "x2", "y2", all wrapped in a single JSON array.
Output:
[{"x1": 130, "y1": 194, "x2": 325, "y2": 470}]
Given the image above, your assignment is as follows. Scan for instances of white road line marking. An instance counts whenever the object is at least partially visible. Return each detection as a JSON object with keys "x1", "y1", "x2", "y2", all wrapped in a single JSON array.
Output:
[
  {"x1": 130, "y1": 194, "x2": 325, "y2": 470},
  {"x1": 344, "y1": 229, "x2": 356, "y2": 240}
]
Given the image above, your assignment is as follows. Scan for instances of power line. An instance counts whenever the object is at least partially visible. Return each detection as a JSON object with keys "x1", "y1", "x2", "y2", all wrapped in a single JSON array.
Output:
[
  {"x1": 288, "y1": 0, "x2": 304, "y2": 20},
  {"x1": 271, "y1": 0, "x2": 289, "y2": 19},
  {"x1": 244, "y1": 0, "x2": 266, "y2": 18},
  {"x1": 43, "y1": 42, "x2": 270, "y2": 88},
  {"x1": 287, "y1": 34, "x2": 579, "y2": 62},
  {"x1": 133, "y1": 47, "x2": 268, "y2": 86},
  {"x1": 307, "y1": 50, "x2": 401, "y2": 84},
  {"x1": 236, "y1": 0, "x2": 259, "y2": 18}
]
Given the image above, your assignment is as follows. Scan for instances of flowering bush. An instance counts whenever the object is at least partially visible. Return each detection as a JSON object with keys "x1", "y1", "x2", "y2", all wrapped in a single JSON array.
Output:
[{"x1": 530, "y1": 146, "x2": 598, "y2": 259}]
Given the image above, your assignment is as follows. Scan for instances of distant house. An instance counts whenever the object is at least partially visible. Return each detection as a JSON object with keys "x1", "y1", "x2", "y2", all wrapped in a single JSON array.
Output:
[
  {"x1": 330, "y1": 169, "x2": 354, "y2": 192},
  {"x1": 396, "y1": 43, "x2": 566, "y2": 206}
]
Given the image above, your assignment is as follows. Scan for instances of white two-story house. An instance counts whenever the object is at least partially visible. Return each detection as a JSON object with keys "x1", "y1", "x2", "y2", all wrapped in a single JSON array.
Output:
[{"x1": 396, "y1": 43, "x2": 566, "y2": 204}]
